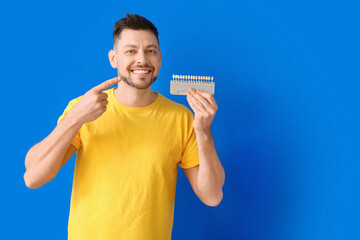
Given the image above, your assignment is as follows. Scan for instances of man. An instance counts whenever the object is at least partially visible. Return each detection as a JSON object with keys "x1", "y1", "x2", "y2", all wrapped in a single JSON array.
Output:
[{"x1": 24, "y1": 13, "x2": 225, "y2": 240}]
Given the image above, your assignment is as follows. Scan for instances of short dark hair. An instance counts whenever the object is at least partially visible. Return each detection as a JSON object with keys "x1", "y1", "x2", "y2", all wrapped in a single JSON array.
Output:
[{"x1": 113, "y1": 13, "x2": 159, "y2": 48}]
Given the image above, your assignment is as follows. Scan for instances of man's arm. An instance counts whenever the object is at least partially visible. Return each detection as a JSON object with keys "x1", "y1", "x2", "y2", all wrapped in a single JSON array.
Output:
[
  {"x1": 184, "y1": 88, "x2": 225, "y2": 207},
  {"x1": 24, "y1": 110, "x2": 83, "y2": 189},
  {"x1": 24, "y1": 77, "x2": 120, "y2": 189}
]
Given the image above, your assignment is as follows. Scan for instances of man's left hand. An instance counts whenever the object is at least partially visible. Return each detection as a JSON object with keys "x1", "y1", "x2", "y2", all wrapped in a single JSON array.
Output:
[{"x1": 186, "y1": 88, "x2": 218, "y2": 134}]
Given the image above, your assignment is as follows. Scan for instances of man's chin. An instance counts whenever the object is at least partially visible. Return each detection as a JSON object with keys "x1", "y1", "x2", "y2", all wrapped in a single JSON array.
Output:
[{"x1": 120, "y1": 75, "x2": 157, "y2": 90}]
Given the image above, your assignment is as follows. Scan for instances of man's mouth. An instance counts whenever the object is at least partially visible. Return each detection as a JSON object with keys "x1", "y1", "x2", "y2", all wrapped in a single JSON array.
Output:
[{"x1": 131, "y1": 69, "x2": 152, "y2": 76}]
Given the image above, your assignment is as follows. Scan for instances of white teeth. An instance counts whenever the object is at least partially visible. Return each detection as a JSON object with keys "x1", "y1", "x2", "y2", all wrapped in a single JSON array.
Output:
[{"x1": 132, "y1": 70, "x2": 150, "y2": 74}]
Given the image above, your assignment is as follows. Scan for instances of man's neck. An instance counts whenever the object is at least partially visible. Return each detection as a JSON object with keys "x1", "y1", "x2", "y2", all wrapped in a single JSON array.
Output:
[{"x1": 113, "y1": 81, "x2": 158, "y2": 107}]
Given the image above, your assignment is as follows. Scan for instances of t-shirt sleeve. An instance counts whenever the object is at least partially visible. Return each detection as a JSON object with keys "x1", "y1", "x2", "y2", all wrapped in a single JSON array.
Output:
[
  {"x1": 56, "y1": 100, "x2": 82, "y2": 150},
  {"x1": 178, "y1": 109, "x2": 200, "y2": 169}
]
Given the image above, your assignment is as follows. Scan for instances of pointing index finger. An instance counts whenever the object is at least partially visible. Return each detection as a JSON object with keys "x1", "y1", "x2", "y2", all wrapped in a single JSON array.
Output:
[{"x1": 91, "y1": 77, "x2": 121, "y2": 93}]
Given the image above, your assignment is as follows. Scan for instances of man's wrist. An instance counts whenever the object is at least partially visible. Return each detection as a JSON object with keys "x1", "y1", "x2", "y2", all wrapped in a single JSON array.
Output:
[
  {"x1": 195, "y1": 129, "x2": 212, "y2": 141},
  {"x1": 65, "y1": 109, "x2": 85, "y2": 127}
]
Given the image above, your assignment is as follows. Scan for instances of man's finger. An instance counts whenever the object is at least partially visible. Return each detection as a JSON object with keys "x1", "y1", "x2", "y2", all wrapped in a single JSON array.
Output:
[
  {"x1": 196, "y1": 89, "x2": 217, "y2": 108},
  {"x1": 189, "y1": 89, "x2": 211, "y2": 109},
  {"x1": 187, "y1": 95, "x2": 201, "y2": 114},
  {"x1": 91, "y1": 77, "x2": 121, "y2": 93},
  {"x1": 187, "y1": 91, "x2": 204, "y2": 114}
]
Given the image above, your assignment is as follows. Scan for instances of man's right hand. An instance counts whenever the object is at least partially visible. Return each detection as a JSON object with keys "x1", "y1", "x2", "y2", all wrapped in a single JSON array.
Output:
[{"x1": 72, "y1": 76, "x2": 121, "y2": 124}]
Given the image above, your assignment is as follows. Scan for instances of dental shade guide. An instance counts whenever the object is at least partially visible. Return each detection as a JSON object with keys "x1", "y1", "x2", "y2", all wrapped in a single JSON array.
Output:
[{"x1": 170, "y1": 74, "x2": 215, "y2": 95}]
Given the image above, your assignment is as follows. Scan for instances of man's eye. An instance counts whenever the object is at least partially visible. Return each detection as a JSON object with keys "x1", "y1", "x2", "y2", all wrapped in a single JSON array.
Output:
[
  {"x1": 127, "y1": 50, "x2": 135, "y2": 53},
  {"x1": 148, "y1": 50, "x2": 156, "y2": 53}
]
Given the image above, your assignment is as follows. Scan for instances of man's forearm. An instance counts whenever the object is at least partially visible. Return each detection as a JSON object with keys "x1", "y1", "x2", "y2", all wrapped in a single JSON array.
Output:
[
  {"x1": 196, "y1": 130, "x2": 225, "y2": 203},
  {"x1": 24, "y1": 109, "x2": 83, "y2": 188}
]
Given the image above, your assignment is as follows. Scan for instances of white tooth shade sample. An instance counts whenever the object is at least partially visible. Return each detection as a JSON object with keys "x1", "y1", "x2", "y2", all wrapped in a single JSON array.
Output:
[{"x1": 170, "y1": 74, "x2": 215, "y2": 95}]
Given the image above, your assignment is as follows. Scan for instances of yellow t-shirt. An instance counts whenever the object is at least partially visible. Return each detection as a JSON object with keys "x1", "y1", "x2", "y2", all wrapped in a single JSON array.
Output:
[{"x1": 57, "y1": 87, "x2": 199, "y2": 240}]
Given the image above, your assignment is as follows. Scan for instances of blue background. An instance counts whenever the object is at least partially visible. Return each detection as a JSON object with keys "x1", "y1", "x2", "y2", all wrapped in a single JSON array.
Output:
[{"x1": 2, "y1": 0, "x2": 359, "y2": 239}]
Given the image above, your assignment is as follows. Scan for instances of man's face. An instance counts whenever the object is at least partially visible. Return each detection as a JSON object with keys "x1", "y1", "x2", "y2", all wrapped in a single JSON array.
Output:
[{"x1": 109, "y1": 29, "x2": 161, "y2": 90}]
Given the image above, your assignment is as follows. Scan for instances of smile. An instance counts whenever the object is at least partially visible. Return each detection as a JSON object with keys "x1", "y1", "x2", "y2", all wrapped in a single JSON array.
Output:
[{"x1": 131, "y1": 69, "x2": 152, "y2": 74}]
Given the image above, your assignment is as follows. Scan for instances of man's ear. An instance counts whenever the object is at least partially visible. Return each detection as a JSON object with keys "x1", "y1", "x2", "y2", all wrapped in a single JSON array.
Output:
[{"x1": 108, "y1": 49, "x2": 117, "y2": 69}]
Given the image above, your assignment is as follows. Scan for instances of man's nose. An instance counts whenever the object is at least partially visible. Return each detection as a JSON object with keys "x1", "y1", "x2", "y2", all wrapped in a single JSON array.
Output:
[{"x1": 136, "y1": 51, "x2": 148, "y2": 64}]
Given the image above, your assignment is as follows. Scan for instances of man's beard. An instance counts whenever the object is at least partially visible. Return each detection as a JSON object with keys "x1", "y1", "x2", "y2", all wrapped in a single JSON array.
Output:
[{"x1": 119, "y1": 73, "x2": 158, "y2": 90}]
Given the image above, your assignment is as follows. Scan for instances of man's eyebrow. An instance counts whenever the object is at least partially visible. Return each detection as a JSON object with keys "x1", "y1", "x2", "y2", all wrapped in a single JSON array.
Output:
[
  {"x1": 146, "y1": 44, "x2": 159, "y2": 49},
  {"x1": 123, "y1": 44, "x2": 138, "y2": 48},
  {"x1": 123, "y1": 44, "x2": 158, "y2": 49}
]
